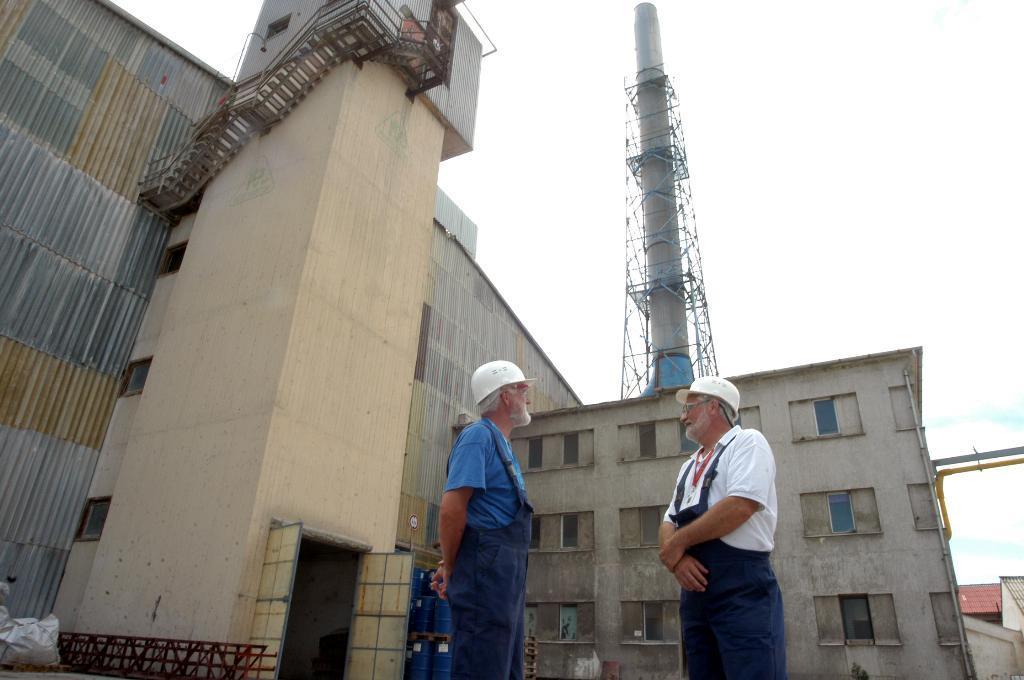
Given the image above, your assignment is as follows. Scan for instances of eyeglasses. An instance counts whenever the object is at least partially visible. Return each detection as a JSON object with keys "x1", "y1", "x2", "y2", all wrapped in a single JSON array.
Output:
[{"x1": 680, "y1": 397, "x2": 715, "y2": 416}]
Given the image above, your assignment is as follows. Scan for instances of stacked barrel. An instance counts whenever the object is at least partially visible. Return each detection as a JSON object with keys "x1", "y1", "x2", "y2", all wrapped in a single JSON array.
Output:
[{"x1": 405, "y1": 568, "x2": 452, "y2": 680}]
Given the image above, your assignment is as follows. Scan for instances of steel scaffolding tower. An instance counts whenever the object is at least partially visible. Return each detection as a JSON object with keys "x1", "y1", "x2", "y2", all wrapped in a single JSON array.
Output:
[{"x1": 621, "y1": 73, "x2": 717, "y2": 399}]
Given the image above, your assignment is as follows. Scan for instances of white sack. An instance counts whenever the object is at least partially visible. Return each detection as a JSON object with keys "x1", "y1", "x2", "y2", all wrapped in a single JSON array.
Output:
[{"x1": 0, "y1": 606, "x2": 60, "y2": 666}]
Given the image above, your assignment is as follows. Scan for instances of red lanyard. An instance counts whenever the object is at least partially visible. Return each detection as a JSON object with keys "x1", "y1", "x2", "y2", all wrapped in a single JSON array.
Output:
[{"x1": 690, "y1": 448, "x2": 716, "y2": 489}]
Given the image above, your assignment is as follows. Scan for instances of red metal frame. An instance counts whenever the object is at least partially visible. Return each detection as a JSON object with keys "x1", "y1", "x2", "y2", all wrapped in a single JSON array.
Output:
[{"x1": 59, "y1": 633, "x2": 276, "y2": 680}]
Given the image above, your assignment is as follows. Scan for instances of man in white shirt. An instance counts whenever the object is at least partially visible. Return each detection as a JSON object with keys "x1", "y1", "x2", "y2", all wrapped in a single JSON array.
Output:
[{"x1": 658, "y1": 376, "x2": 787, "y2": 679}]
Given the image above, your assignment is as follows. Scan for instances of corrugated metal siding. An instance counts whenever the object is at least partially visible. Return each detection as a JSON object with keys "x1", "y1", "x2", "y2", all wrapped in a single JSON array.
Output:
[
  {"x1": 0, "y1": 338, "x2": 118, "y2": 449},
  {"x1": 0, "y1": 423, "x2": 98, "y2": 617},
  {"x1": 425, "y1": 12, "x2": 481, "y2": 153},
  {"x1": 434, "y1": 186, "x2": 476, "y2": 257},
  {"x1": 0, "y1": 1, "x2": 227, "y2": 164},
  {"x1": 0, "y1": 0, "x2": 31, "y2": 58},
  {"x1": 67, "y1": 58, "x2": 165, "y2": 198},
  {"x1": 400, "y1": 225, "x2": 579, "y2": 550},
  {"x1": 0, "y1": 542, "x2": 69, "y2": 618},
  {"x1": 0, "y1": 225, "x2": 155, "y2": 376},
  {"x1": 0, "y1": 0, "x2": 226, "y2": 621}
]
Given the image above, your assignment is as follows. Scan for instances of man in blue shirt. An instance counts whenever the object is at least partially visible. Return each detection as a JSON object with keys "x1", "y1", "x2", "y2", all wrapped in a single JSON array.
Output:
[{"x1": 432, "y1": 360, "x2": 534, "y2": 680}]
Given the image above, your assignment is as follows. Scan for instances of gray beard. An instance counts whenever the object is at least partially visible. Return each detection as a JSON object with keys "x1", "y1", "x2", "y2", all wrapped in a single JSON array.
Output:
[{"x1": 510, "y1": 407, "x2": 532, "y2": 428}]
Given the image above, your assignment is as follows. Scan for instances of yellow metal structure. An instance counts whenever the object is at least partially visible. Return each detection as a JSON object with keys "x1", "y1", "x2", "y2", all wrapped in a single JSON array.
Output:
[{"x1": 936, "y1": 457, "x2": 1024, "y2": 539}]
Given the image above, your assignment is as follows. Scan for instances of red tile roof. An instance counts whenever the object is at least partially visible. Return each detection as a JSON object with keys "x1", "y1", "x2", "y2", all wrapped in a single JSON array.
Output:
[{"x1": 960, "y1": 584, "x2": 1001, "y2": 615}]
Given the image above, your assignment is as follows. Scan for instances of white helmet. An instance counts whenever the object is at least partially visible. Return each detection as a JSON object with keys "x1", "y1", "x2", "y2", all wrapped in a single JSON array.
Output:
[
  {"x1": 675, "y1": 376, "x2": 740, "y2": 415},
  {"x1": 471, "y1": 360, "x2": 535, "y2": 405}
]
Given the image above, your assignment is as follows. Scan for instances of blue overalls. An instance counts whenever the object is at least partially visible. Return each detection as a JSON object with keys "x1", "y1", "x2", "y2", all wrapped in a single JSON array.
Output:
[
  {"x1": 446, "y1": 426, "x2": 533, "y2": 680},
  {"x1": 669, "y1": 444, "x2": 787, "y2": 680}
]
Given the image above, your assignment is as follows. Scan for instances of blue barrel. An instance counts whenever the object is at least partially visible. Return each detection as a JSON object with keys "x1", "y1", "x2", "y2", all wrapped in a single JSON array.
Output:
[
  {"x1": 431, "y1": 640, "x2": 452, "y2": 680},
  {"x1": 408, "y1": 640, "x2": 432, "y2": 680},
  {"x1": 412, "y1": 568, "x2": 431, "y2": 599},
  {"x1": 413, "y1": 596, "x2": 436, "y2": 633},
  {"x1": 422, "y1": 569, "x2": 436, "y2": 596},
  {"x1": 433, "y1": 597, "x2": 452, "y2": 634}
]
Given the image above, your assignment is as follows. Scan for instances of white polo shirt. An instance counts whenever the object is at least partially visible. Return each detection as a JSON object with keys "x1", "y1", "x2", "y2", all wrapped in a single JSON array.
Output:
[{"x1": 662, "y1": 425, "x2": 778, "y2": 552}]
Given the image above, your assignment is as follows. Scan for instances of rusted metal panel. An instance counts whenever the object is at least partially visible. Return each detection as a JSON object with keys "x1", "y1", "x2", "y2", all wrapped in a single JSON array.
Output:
[
  {"x1": 0, "y1": 338, "x2": 118, "y2": 449},
  {"x1": 67, "y1": 57, "x2": 165, "y2": 198}
]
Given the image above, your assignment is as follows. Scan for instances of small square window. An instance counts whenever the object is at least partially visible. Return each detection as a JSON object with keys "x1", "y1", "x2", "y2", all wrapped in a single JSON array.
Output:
[
  {"x1": 678, "y1": 422, "x2": 699, "y2": 453},
  {"x1": 638, "y1": 422, "x2": 657, "y2": 458},
  {"x1": 528, "y1": 438, "x2": 543, "y2": 469},
  {"x1": 525, "y1": 605, "x2": 537, "y2": 638},
  {"x1": 814, "y1": 398, "x2": 840, "y2": 436},
  {"x1": 828, "y1": 492, "x2": 856, "y2": 533},
  {"x1": 561, "y1": 514, "x2": 578, "y2": 548},
  {"x1": 120, "y1": 358, "x2": 152, "y2": 396},
  {"x1": 559, "y1": 604, "x2": 578, "y2": 641},
  {"x1": 840, "y1": 596, "x2": 874, "y2": 641},
  {"x1": 530, "y1": 516, "x2": 540, "y2": 550},
  {"x1": 266, "y1": 14, "x2": 291, "y2": 40},
  {"x1": 159, "y1": 242, "x2": 187, "y2": 274},
  {"x1": 76, "y1": 498, "x2": 111, "y2": 540},
  {"x1": 643, "y1": 602, "x2": 664, "y2": 641},
  {"x1": 640, "y1": 507, "x2": 662, "y2": 546},
  {"x1": 563, "y1": 433, "x2": 579, "y2": 466}
]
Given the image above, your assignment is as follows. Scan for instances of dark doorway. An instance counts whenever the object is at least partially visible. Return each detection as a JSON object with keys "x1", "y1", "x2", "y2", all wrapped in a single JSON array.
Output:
[{"x1": 279, "y1": 538, "x2": 359, "y2": 680}]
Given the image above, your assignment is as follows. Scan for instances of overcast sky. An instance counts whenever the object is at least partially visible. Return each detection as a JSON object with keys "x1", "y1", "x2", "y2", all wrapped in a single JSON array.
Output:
[{"x1": 112, "y1": 0, "x2": 1022, "y2": 584}]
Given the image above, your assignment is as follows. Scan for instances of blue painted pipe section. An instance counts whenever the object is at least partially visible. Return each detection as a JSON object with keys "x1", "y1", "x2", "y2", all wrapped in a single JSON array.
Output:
[{"x1": 640, "y1": 353, "x2": 694, "y2": 396}]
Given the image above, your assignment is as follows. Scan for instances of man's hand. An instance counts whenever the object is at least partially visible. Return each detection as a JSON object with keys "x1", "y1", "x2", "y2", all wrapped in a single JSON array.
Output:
[
  {"x1": 659, "y1": 531, "x2": 687, "y2": 572},
  {"x1": 430, "y1": 560, "x2": 450, "y2": 600},
  {"x1": 673, "y1": 555, "x2": 709, "y2": 592}
]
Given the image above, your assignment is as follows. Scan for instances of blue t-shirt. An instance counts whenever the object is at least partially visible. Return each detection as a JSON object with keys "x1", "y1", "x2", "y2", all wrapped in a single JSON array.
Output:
[{"x1": 444, "y1": 418, "x2": 527, "y2": 529}]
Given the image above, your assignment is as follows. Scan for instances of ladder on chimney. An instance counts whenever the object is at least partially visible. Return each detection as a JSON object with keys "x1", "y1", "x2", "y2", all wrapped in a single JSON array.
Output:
[{"x1": 139, "y1": 0, "x2": 452, "y2": 216}]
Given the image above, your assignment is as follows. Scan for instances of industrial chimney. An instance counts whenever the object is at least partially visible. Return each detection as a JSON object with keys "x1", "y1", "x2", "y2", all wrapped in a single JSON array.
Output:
[
  {"x1": 621, "y1": 3, "x2": 717, "y2": 398},
  {"x1": 634, "y1": 3, "x2": 691, "y2": 392}
]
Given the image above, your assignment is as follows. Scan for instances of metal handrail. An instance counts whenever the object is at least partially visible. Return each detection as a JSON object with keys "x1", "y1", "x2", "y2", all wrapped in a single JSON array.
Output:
[{"x1": 141, "y1": 0, "x2": 403, "y2": 187}]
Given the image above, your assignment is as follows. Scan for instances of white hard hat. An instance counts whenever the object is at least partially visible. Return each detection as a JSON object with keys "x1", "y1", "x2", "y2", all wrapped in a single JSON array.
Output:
[
  {"x1": 675, "y1": 376, "x2": 740, "y2": 415},
  {"x1": 471, "y1": 360, "x2": 535, "y2": 405}
]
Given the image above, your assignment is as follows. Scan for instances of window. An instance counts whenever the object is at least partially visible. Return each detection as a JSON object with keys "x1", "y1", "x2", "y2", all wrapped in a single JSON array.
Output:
[
  {"x1": 120, "y1": 358, "x2": 152, "y2": 396},
  {"x1": 528, "y1": 438, "x2": 543, "y2": 469},
  {"x1": 559, "y1": 605, "x2": 578, "y2": 641},
  {"x1": 266, "y1": 14, "x2": 290, "y2": 39},
  {"x1": 814, "y1": 398, "x2": 840, "y2": 436},
  {"x1": 159, "y1": 241, "x2": 187, "y2": 274},
  {"x1": 827, "y1": 492, "x2": 856, "y2": 533},
  {"x1": 640, "y1": 506, "x2": 662, "y2": 546},
  {"x1": 678, "y1": 422, "x2": 698, "y2": 453},
  {"x1": 525, "y1": 605, "x2": 537, "y2": 637},
  {"x1": 530, "y1": 516, "x2": 540, "y2": 550},
  {"x1": 561, "y1": 514, "x2": 578, "y2": 548},
  {"x1": 638, "y1": 422, "x2": 657, "y2": 458},
  {"x1": 801, "y1": 488, "x2": 879, "y2": 537},
  {"x1": 644, "y1": 601, "x2": 665, "y2": 641},
  {"x1": 76, "y1": 498, "x2": 111, "y2": 540},
  {"x1": 563, "y1": 433, "x2": 579, "y2": 466},
  {"x1": 907, "y1": 483, "x2": 938, "y2": 530},
  {"x1": 840, "y1": 596, "x2": 874, "y2": 641}
]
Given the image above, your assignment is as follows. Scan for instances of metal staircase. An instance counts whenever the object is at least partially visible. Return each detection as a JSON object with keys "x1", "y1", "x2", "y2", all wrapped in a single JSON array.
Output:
[{"x1": 139, "y1": 0, "x2": 454, "y2": 215}]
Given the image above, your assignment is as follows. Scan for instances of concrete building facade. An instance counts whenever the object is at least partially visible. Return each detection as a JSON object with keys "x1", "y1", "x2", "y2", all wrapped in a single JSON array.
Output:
[{"x1": 512, "y1": 348, "x2": 973, "y2": 680}]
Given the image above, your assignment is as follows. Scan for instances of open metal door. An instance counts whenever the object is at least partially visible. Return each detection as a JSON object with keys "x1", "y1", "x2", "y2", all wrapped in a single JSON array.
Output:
[
  {"x1": 249, "y1": 520, "x2": 303, "y2": 679},
  {"x1": 344, "y1": 552, "x2": 413, "y2": 680}
]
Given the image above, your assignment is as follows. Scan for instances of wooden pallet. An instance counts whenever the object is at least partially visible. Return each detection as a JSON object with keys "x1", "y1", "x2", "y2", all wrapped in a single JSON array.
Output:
[
  {"x1": 408, "y1": 631, "x2": 451, "y2": 642},
  {"x1": 0, "y1": 663, "x2": 72, "y2": 673}
]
